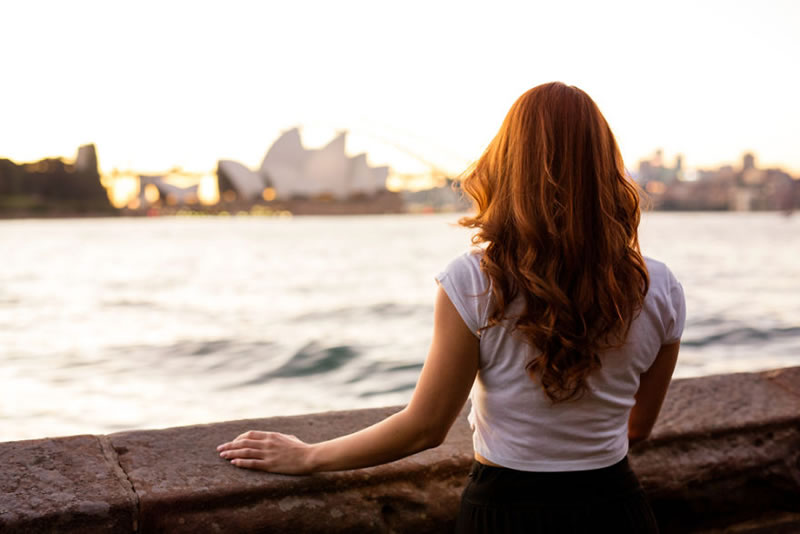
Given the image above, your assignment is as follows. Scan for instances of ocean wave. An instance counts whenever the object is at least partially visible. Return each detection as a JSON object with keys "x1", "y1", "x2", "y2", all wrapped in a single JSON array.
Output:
[
  {"x1": 359, "y1": 382, "x2": 417, "y2": 398},
  {"x1": 292, "y1": 302, "x2": 431, "y2": 323},
  {"x1": 344, "y1": 361, "x2": 423, "y2": 384},
  {"x1": 230, "y1": 342, "x2": 361, "y2": 387},
  {"x1": 682, "y1": 325, "x2": 800, "y2": 347},
  {"x1": 104, "y1": 338, "x2": 277, "y2": 363}
]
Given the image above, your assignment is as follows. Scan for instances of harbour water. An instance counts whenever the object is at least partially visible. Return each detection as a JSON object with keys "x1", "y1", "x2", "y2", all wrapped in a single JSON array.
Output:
[{"x1": 1, "y1": 212, "x2": 799, "y2": 441}]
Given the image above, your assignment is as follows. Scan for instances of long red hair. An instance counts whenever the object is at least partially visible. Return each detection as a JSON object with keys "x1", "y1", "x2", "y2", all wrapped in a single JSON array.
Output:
[{"x1": 460, "y1": 82, "x2": 649, "y2": 402}]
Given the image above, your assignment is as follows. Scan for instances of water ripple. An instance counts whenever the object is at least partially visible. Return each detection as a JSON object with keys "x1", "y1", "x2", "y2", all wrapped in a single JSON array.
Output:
[
  {"x1": 231, "y1": 342, "x2": 361, "y2": 387},
  {"x1": 683, "y1": 326, "x2": 800, "y2": 347}
]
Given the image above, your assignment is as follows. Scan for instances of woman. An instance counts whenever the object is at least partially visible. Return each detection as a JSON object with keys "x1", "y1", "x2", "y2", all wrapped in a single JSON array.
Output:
[{"x1": 217, "y1": 82, "x2": 685, "y2": 533}]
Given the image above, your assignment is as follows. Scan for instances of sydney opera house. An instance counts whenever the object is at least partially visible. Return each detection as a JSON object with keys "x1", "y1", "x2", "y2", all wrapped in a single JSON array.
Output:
[{"x1": 217, "y1": 129, "x2": 391, "y2": 202}]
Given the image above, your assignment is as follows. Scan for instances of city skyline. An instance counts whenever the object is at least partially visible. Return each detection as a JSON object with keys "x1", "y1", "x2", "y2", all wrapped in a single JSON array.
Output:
[{"x1": 2, "y1": 1, "x2": 799, "y2": 176}]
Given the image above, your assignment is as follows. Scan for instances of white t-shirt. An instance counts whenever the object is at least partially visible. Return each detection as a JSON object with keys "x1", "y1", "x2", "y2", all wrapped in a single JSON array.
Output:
[{"x1": 436, "y1": 251, "x2": 686, "y2": 472}]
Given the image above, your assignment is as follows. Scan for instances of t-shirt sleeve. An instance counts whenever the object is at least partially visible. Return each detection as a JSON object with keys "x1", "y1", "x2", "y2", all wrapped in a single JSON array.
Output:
[
  {"x1": 435, "y1": 252, "x2": 489, "y2": 338},
  {"x1": 663, "y1": 268, "x2": 686, "y2": 344}
]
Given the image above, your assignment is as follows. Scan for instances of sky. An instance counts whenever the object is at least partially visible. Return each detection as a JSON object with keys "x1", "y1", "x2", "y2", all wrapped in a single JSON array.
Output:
[{"x1": 1, "y1": 0, "x2": 799, "y2": 181}]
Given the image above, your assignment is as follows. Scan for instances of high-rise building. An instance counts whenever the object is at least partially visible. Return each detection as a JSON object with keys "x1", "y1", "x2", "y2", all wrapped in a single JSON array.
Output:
[{"x1": 742, "y1": 153, "x2": 756, "y2": 171}]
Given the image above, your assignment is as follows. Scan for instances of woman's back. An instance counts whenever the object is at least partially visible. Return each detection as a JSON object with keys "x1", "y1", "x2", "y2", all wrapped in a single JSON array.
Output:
[{"x1": 438, "y1": 251, "x2": 685, "y2": 471}]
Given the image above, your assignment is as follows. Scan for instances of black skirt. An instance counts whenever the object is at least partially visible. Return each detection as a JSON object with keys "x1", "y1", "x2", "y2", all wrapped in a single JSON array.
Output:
[{"x1": 455, "y1": 456, "x2": 659, "y2": 534}]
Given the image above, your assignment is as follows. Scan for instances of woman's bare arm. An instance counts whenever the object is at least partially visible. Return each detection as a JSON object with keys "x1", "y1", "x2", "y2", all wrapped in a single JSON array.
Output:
[
  {"x1": 628, "y1": 341, "x2": 680, "y2": 445},
  {"x1": 216, "y1": 286, "x2": 480, "y2": 474}
]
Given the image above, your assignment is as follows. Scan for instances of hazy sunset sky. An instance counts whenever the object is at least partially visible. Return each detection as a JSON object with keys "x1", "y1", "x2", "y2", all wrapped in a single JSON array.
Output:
[{"x1": 2, "y1": 0, "x2": 798, "y2": 178}]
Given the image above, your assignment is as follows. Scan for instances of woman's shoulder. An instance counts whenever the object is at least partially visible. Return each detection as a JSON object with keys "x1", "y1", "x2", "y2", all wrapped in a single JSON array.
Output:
[
  {"x1": 642, "y1": 256, "x2": 686, "y2": 344},
  {"x1": 643, "y1": 256, "x2": 681, "y2": 291},
  {"x1": 439, "y1": 249, "x2": 485, "y2": 279},
  {"x1": 436, "y1": 249, "x2": 490, "y2": 336}
]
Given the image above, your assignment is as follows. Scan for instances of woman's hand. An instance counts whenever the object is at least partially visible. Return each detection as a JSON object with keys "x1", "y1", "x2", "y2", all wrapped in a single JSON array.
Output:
[{"x1": 217, "y1": 430, "x2": 314, "y2": 474}]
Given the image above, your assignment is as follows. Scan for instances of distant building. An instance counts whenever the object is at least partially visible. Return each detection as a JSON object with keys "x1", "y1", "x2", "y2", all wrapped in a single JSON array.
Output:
[
  {"x1": 402, "y1": 178, "x2": 472, "y2": 213},
  {"x1": 646, "y1": 149, "x2": 798, "y2": 212},
  {"x1": 742, "y1": 152, "x2": 756, "y2": 171},
  {"x1": 138, "y1": 175, "x2": 199, "y2": 207},
  {"x1": 218, "y1": 128, "x2": 390, "y2": 202},
  {"x1": 637, "y1": 149, "x2": 683, "y2": 186},
  {"x1": 0, "y1": 144, "x2": 115, "y2": 215},
  {"x1": 217, "y1": 160, "x2": 264, "y2": 202},
  {"x1": 739, "y1": 153, "x2": 765, "y2": 186},
  {"x1": 75, "y1": 144, "x2": 99, "y2": 175}
]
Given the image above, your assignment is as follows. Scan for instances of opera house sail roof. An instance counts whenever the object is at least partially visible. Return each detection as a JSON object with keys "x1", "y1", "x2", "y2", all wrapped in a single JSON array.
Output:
[
  {"x1": 218, "y1": 128, "x2": 390, "y2": 201},
  {"x1": 217, "y1": 160, "x2": 264, "y2": 201},
  {"x1": 138, "y1": 175, "x2": 199, "y2": 205}
]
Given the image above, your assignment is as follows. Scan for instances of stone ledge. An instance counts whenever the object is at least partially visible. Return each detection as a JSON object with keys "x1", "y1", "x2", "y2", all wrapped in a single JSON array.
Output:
[
  {"x1": 0, "y1": 366, "x2": 798, "y2": 533},
  {"x1": 0, "y1": 435, "x2": 137, "y2": 533},
  {"x1": 632, "y1": 365, "x2": 800, "y2": 532},
  {"x1": 109, "y1": 406, "x2": 473, "y2": 533}
]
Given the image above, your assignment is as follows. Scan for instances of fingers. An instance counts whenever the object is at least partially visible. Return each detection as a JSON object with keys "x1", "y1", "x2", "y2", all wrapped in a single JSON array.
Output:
[
  {"x1": 216, "y1": 432, "x2": 282, "y2": 466},
  {"x1": 230, "y1": 458, "x2": 266, "y2": 470},
  {"x1": 219, "y1": 447, "x2": 265, "y2": 460},
  {"x1": 217, "y1": 431, "x2": 275, "y2": 453},
  {"x1": 217, "y1": 439, "x2": 268, "y2": 452},
  {"x1": 236, "y1": 430, "x2": 269, "y2": 441}
]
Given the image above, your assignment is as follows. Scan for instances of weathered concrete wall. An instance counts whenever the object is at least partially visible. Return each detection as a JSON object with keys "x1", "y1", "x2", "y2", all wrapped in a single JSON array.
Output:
[
  {"x1": 1, "y1": 367, "x2": 798, "y2": 533},
  {"x1": 0, "y1": 435, "x2": 136, "y2": 532},
  {"x1": 632, "y1": 367, "x2": 800, "y2": 532}
]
